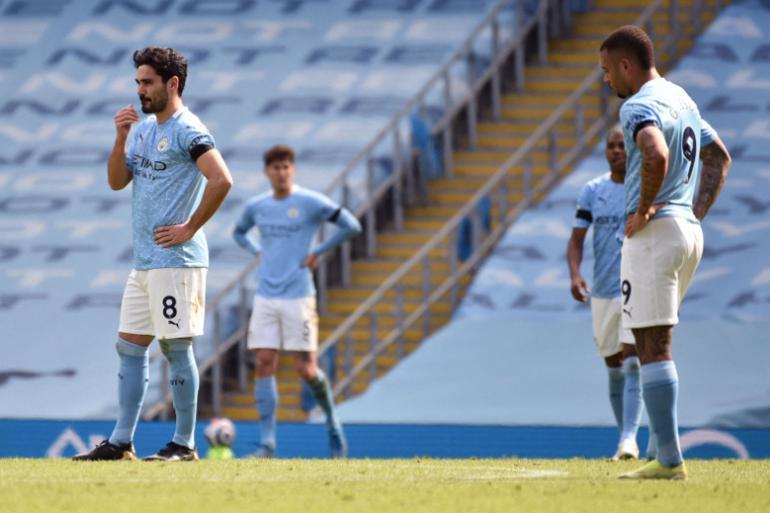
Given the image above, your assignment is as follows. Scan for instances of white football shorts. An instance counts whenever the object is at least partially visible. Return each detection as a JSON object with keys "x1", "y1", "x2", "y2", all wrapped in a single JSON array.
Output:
[
  {"x1": 620, "y1": 216, "x2": 703, "y2": 329},
  {"x1": 119, "y1": 268, "x2": 207, "y2": 339},
  {"x1": 591, "y1": 296, "x2": 634, "y2": 357},
  {"x1": 247, "y1": 295, "x2": 319, "y2": 352}
]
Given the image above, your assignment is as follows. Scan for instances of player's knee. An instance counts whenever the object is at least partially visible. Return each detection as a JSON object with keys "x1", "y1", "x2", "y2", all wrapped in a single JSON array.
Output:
[
  {"x1": 622, "y1": 355, "x2": 640, "y2": 374},
  {"x1": 160, "y1": 338, "x2": 192, "y2": 353},
  {"x1": 255, "y1": 351, "x2": 277, "y2": 375},
  {"x1": 115, "y1": 337, "x2": 150, "y2": 357}
]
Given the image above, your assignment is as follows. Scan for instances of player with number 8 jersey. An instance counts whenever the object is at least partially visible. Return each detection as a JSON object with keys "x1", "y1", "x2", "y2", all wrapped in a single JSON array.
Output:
[{"x1": 73, "y1": 47, "x2": 233, "y2": 462}]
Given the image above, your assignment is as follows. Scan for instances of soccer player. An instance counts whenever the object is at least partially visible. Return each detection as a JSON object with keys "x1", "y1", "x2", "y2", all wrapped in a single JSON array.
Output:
[
  {"x1": 599, "y1": 26, "x2": 731, "y2": 479},
  {"x1": 567, "y1": 125, "x2": 645, "y2": 461},
  {"x1": 233, "y1": 145, "x2": 362, "y2": 458},
  {"x1": 73, "y1": 47, "x2": 233, "y2": 461}
]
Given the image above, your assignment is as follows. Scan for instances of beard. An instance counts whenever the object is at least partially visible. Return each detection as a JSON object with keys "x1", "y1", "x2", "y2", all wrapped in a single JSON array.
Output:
[{"x1": 140, "y1": 93, "x2": 168, "y2": 114}]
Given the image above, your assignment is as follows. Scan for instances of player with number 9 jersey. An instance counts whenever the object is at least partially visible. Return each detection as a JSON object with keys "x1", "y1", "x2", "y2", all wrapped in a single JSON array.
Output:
[
  {"x1": 619, "y1": 78, "x2": 717, "y2": 223},
  {"x1": 600, "y1": 25, "x2": 731, "y2": 480}
]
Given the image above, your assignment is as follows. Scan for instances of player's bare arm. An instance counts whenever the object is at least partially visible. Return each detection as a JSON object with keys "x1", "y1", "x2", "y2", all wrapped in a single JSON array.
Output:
[
  {"x1": 154, "y1": 149, "x2": 233, "y2": 248},
  {"x1": 694, "y1": 136, "x2": 731, "y2": 221},
  {"x1": 566, "y1": 227, "x2": 590, "y2": 302},
  {"x1": 107, "y1": 105, "x2": 139, "y2": 190},
  {"x1": 626, "y1": 125, "x2": 668, "y2": 238}
]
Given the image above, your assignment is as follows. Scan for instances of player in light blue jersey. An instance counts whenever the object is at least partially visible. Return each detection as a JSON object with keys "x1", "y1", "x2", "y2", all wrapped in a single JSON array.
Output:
[
  {"x1": 74, "y1": 47, "x2": 233, "y2": 462},
  {"x1": 567, "y1": 126, "x2": 645, "y2": 461},
  {"x1": 233, "y1": 145, "x2": 361, "y2": 458},
  {"x1": 600, "y1": 26, "x2": 731, "y2": 480}
]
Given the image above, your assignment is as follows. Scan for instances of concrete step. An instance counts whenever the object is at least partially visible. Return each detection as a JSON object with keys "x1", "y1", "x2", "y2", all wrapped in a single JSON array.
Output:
[
  {"x1": 377, "y1": 231, "x2": 433, "y2": 245},
  {"x1": 325, "y1": 299, "x2": 453, "y2": 316},
  {"x1": 502, "y1": 104, "x2": 600, "y2": 120},
  {"x1": 319, "y1": 311, "x2": 455, "y2": 330},
  {"x1": 502, "y1": 93, "x2": 599, "y2": 107},
  {"x1": 454, "y1": 149, "x2": 548, "y2": 165},
  {"x1": 352, "y1": 259, "x2": 449, "y2": 274}
]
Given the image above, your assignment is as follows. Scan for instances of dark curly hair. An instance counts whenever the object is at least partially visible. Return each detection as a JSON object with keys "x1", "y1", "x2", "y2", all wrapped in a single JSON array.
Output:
[
  {"x1": 600, "y1": 25, "x2": 655, "y2": 70},
  {"x1": 133, "y1": 47, "x2": 188, "y2": 96}
]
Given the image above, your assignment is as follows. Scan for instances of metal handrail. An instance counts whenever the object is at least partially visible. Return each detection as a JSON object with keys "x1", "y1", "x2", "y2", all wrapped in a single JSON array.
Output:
[
  {"x1": 142, "y1": 0, "x2": 530, "y2": 419},
  {"x1": 321, "y1": 0, "x2": 719, "y2": 398},
  {"x1": 321, "y1": 0, "x2": 522, "y2": 211},
  {"x1": 317, "y1": 0, "x2": 571, "y2": 361}
]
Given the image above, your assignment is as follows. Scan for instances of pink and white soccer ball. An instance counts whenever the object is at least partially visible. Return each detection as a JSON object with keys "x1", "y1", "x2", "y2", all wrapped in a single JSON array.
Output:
[{"x1": 204, "y1": 417, "x2": 236, "y2": 447}]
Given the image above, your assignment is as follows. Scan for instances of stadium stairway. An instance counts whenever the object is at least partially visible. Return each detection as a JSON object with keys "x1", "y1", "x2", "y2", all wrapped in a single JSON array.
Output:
[{"x1": 212, "y1": 0, "x2": 723, "y2": 422}]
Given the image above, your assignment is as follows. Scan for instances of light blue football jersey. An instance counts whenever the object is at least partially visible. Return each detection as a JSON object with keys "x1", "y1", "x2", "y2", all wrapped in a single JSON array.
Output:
[
  {"x1": 574, "y1": 173, "x2": 625, "y2": 298},
  {"x1": 233, "y1": 186, "x2": 345, "y2": 299},
  {"x1": 619, "y1": 78, "x2": 717, "y2": 221},
  {"x1": 125, "y1": 107, "x2": 215, "y2": 270}
]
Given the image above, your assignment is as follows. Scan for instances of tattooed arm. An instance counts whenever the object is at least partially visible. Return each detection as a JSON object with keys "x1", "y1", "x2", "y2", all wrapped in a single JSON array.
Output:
[
  {"x1": 694, "y1": 136, "x2": 731, "y2": 221},
  {"x1": 626, "y1": 125, "x2": 669, "y2": 238}
]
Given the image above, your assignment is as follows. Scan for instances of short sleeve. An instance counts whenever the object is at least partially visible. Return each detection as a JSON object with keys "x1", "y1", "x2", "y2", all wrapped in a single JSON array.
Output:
[
  {"x1": 620, "y1": 101, "x2": 661, "y2": 142},
  {"x1": 178, "y1": 123, "x2": 216, "y2": 162},
  {"x1": 700, "y1": 118, "x2": 717, "y2": 146},
  {"x1": 573, "y1": 182, "x2": 594, "y2": 229},
  {"x1": 309, "y1": 191, "x2": 341, "y2": 222}
]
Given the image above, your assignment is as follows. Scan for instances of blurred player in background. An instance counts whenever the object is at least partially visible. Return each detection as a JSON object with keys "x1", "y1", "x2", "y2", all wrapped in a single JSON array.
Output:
[
  {"x1": 567, "y1": 125, "x2": 646, "y2": 461},
  {"x1": 74, "y1": 47, "x2": 233, "y2": 462},
  {"x1": 233, "y1": 145, "x2": 361, "y2": 458},
  {"x1": 600, "y1": 26, "x2": 731, "y2": 479}
]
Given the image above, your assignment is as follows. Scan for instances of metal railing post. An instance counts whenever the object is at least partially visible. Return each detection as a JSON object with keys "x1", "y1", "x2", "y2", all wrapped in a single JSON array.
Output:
[
  {"x1": 538, "y1": 0, "x2": 548, "y2": 65},
  {"x1": 393, "y1": 128, "x2": 405, "y2": 230},
  {"x1": 491, "y1": 16, "x2": 502, "y2": 120},
  {"x1": 442, "y1": 71, "x2": 454, "y2": 176},
  {"x1": 341, "y1": 182, "x2": 352, "y2": 287},
  {"x1": 238, "y1": 283, "x2": 249, "y2": 392},
  {"x1": 515, "y1": 0, "x2": 525, "y2": 91},
  {"x1": 467, "y1": 51, "x2": 478, "y2": 148},
  {"x1": 317, "y1": 255, "x2": 328, "y2": 315},
  {"x1": 365, "y1": 159, "x2": 376, "y2": 258}
]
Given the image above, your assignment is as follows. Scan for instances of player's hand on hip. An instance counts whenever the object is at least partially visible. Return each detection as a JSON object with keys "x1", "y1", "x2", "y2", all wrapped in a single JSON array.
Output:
[
  {"x1": 154, "y1": 221, "x2": 195, "y2": 248},
  {"x1": 115, "y1": 105, "x2": 139, "y2": 139},
  {"x1": 570, "y1": 275, "x2": 590, "y2": 303},
  {"x1": 625, "y1": 212, "x2": 649, "y2": 238},
  {"x1": 625, "y1": 204, "x2": 663, "y2": 238},
  {"x1": 302, "y1": 254, "x2": 318, "y2": 269}
]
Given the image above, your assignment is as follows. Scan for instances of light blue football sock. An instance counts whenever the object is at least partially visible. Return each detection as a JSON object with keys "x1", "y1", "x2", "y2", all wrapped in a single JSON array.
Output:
[
  {"x1": 641, "y1": 361, "x2": 682, "y2": 467},
  {"x1": 306, "y1": 368, "x2": 341, "y2": 433},
  {"x1": 620, "y1": 356, "x2": 643, "y2": 442},
  {"x1": 161, "y1": 339, "x2": 199, "y2": 449},
  {"x1": 645, "y1": 423, "x2": 658, "y2": 459},
  {"x1": 255, "y1": 376, "x2": 278, "y2": 450},
  {"x1": 607, "y1": 367, "x2": 625, "y2": 431},
  {"x1": 109, "y1": 338, "x2": 150, "y2": 445}
]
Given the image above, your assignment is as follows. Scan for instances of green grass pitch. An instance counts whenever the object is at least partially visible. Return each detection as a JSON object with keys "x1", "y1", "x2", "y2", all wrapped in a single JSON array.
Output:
[{"x1": 2, "y1": 458, "x2": 769, "y2": 513}]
